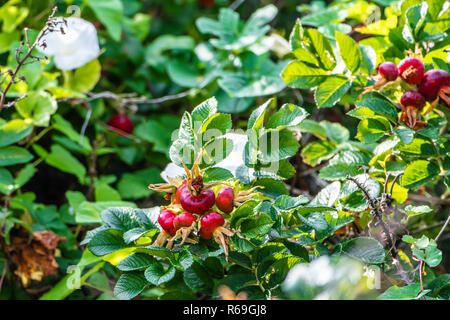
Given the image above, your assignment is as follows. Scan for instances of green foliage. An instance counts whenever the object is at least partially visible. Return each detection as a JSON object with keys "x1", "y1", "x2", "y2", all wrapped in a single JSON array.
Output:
[{"x1": 0, "y1": 0, "x2": 448, "y2": 302}]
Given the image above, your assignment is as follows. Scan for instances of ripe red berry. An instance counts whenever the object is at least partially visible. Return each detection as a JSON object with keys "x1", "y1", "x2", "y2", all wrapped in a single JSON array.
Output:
[
  {"x1": 180, "y1": 187, "x2": 215, "y2": 214},
  {"x1": 173, "y1": 212, "x2": 196, "y2": 230},
  {"x1": 108, "y1": 114, "x2": 134, "y2": 134},
  {"x1": 398, "y1": 58, "x2": 424, "y2": 84},
  {"x1": 158, "y1": 209, "x2": 177, "y2": 236},
  {"x1": 400, "y1": 91, "x2": 426, "y2": 110},
  {"x1": 378, "y1": 62, "x2": 398, "y2": 81},
  {"x1": 199, "y1": 211, "x2": 224, "y2": 239},
  {"x1": 174, "y1": 180, "x2": 187, "y2": 204},
  {"x1": 216, "y1": 186, "x2": 234, "y2": 213},
  {"x1": 197, "y1": 0, "x2": 214, "y2": 8},
  {"x1": 418, "y1": 69, "x2": 450, "y2": 102}
]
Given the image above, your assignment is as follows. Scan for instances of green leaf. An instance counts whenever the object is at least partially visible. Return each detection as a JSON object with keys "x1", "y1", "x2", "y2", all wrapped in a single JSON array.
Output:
[
  {"x1": 202, "y1": 167, "x2": 233, "y2": 183},
  {"x1": 86, "y1": 0, "x2": 123, "y2": 41},
  {"x1": 117, "y1": 168, "x2": 162, "y2": 200},
  {"x1": 219, "y1": 61, "x2": 287, "y2": 98},
  {"x1": 257, "y1": 129, "x2": 300, "y2": 162},
  {"x1": 305, "y1": 28, "x2": 336, "y2": 70},
  {"x1": 273, "y1": 195, "x2": 310, "y2": 211},
  {"x1": 0, "y1": 119, "x2": 32, "y2": 147},
  {"x1": 183, "y1": 262, "x2": 214, "y2": 293},
  {"x1": 314, "y1": 75, "x2": 351, "y2": 108},
  {"x1": 281, "y1": 61, "x2": 328, "y2": 89},
  {"x1": 191, "y1": 97, "x2": 218, "y2": 125},
  {"x1": 398, "y1": 138, "x2": 437, "y2": 157},
  {"x1": 15, "y1": 91, "x2": 57, "y2": 127},
  {"x1": 339, "y1": 237, "x2": 385, "y2": 264},
  {"x1": 283, "y1": 240, "x2": 309, "y2": 262},
  {"x1": 44, "y1": 144, "x2": 86, "y2": 183},
  {"x1": 356, "y1": 92, "x2": 399, "y2": 122},
  {"x1": 359, "y1": 45, "x2": 377, "y2": 76},
  {"x1": 403, "y1": 204, "x2": 433, "y2": 216},
  {"x1": 0, "y1": 146, "x2": 33, "y2": 166},
  {"x1": 14, "y1": 163, "x2": 35, "y2": 188},
  {"x1": 356, "y1": 117, "x2": 390, "y2": 144},
  {"x1": 144, "y1": 263, "x2": 176, "y2": 286},
  {"x1": 202, "y1": 113, "x2": 232, "y2": 135},
  {"x1": 319, "y1": 120, "x2": 350, "y2": 143},
  {"x1": 377, "y1": 283, "x2": 423, "y2": 300},
  {"x1": 335, "y1": 31, "x2": 361, "y2": 73},
  {"x1": 67, "y1": 59, "x2": 101, "y2": 92},
  {"x1": 425, "y1": 245, "x2": 442, "y2": 267},
  {"x1": 240, "y1": 213, "x2": 274, "y2": 238},
  {"x1": 301, "y1": 140, "x2": 337, "y2": 166},
  {"x1": 101, "y1": 207, "x2": 144, "y2": 232},
  {"x1": 94, "y1": 183, "x2": 121, "y2": 202},
  {"x1": 52, "y1": 114, "x2": 91, "y2": 152},
  {"x1": 75, "y1": 201, "x2": 137, "y2": 224},
  {"x1": 266, "y1": 104, "x2": 309, "y2": 129},
  {"x1": 117, "y1": 253, "x2": 156, "y2": 271},
  {"x1": 88, "y1": 229, "x2": 128, "y2": 256},
  {"x1": 401, "y1": 160, "x2": 440, "y2": 189},
  {"x1": 114, "y1": 272, "x2": 148, "y2": 300},
  {"x1": 311, "y1": 181, "x2": 341, "y2": 206}
]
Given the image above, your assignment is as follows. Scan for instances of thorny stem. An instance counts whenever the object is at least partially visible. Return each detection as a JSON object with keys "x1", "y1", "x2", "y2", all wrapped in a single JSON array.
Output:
[{"x1": 0, "y1": 7, "x2": 60, "y2": 112}]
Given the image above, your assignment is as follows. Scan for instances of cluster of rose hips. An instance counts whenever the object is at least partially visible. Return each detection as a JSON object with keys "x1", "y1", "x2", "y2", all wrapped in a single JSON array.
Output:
[
  {"x1": 363, "y1": 56, "x2": 449, "y2": 130},
  {"x1": 148, "y1": 154, "x2": 260, "y2": 260}
]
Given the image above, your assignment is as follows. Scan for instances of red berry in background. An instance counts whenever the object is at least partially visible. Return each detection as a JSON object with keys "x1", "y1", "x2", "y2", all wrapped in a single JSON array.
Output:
[
  {"x1": 398, "y1": 58, "x2": 424, "y2": 84},
  {"x1": 378, "y1": 62, "x2": 398, "y2": 81},
  {"x1": 108, "y1": 114, "x2": 134, "y2": 134},
  {"x1": 158, "y1": 209, "x2": 177, "y2": 236},
  {"x1": 180, "y1": 187, "x2": 215, "y2": 214},
  {"x1": 400, "y1": 91, "x2": 426, "y2": 110},
  {"x1": 174, "y1": 180, "x2": 187, "y2": 204},
  {"x1": 197, "y1": 0, "x2": 214, "y2": 8},
  {"x1": 173, "y1": 212, "x2": 196, "y2": 230},
  {"x1": 199, "y1": 211, "x2": 224, "y2": 239},
  {"x1": 418, "y1": 69, "x2": 450, "y2": 102},
  {"x1": 216, "y1": 186, "x2": 234, "y2": 213}
]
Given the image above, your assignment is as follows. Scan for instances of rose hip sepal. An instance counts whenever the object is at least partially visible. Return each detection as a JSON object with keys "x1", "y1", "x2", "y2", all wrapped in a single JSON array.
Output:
[
  {"x1": 199, "y1": 212, "x2": 234, "y2": 261},
  {"x1": 398, "y1": 57, "x2": 424, "y2": 84},
  {"x1": 399, "y1": 91, "x2": 427, "y2": 130},
  {"x1": 169, "y1": 212, "x2": 198, "y2": 247}
]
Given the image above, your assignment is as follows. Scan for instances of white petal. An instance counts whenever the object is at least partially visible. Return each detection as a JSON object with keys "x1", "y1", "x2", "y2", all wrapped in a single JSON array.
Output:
[{"x1": 37, "y1": 17, "x2": 99, "y2": 70}]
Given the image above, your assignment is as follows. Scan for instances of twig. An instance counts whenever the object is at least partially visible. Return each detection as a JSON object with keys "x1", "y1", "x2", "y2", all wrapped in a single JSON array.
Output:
[
  {"x1": 86, "y1": 140, "x2": 97, "y2": 201},
  {"x1": 434, "y1": 215, "x2": 450, "y2": 242},
  {"x1": 0, "y1": 7, "x2": 61, "y2": 111},
  {"x1": 407, "y1": 194, "x2": 450, "y2": 206},
  {"x1": 0, "y1": 262, "x2": 7, "y2": 293},
  {"x1": 230, "y1": 0, "x2": 246, "y2": 10}
]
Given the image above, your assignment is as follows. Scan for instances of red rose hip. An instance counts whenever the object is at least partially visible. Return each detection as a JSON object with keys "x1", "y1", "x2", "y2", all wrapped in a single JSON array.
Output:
[
  {"x1": 400, "y1": 91, "x2": 425, "y2": 110},
  {"x1": 158, "y1": 209, "x2": 177, "y2": 236},
  {"x1": 418, "y1": 69, "x2": 450, "y2": 102},
  {"x1": 179, "y1": 187, "x2": 215, "y2": 214},
  {"x1": 378, "y1": 62, "x2": 398, "y2": 81},
  {"x1": 398, "y1": 58, "x2": 424, "y2": 84},
  {"x1": 108, "y1": 114, "x2": 134, "y2": 134},
  {"x1": 174, "y1": 180, "x2": 187, "y2": 204},
  {"x1": 173, "y1": 212, "x2": 196, "y2": 230},
  {"x1": 199, "y1": 211, "x2": 224, "y2": 239},
  {"x1": 216, "y1": 186, "x2": 234, "y2": 213}
]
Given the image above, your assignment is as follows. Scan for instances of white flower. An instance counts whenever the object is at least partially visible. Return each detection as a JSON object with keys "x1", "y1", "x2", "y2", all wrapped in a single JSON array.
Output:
[
  {"x1": 37, "y1": 17, "x2": 100, "y2": 70},
  {"x1": 161, "y1": 133, "x2": 253, "y2": 182}
]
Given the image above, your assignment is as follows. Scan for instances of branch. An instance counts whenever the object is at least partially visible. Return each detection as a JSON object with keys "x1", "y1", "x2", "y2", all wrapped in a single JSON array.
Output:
[{"x1": 0, "y1": 7, "x2": 61, "y2": 111}]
